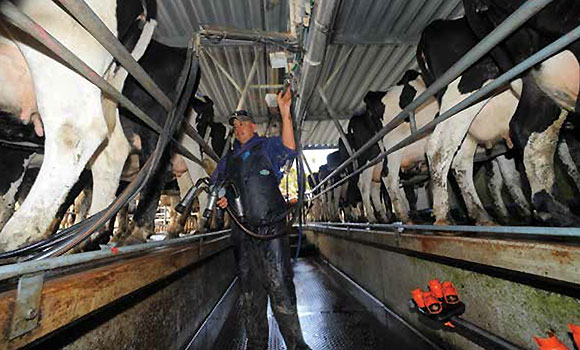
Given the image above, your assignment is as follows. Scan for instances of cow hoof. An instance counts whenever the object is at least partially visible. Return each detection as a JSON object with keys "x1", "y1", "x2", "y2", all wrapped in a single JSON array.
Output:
[
  {"x1": 434, "y1": 218, "x2": 451, "y2": 226},
  {"x1": 117, "y1": 234, "x2": 146, "y2": 247},
  {"x1": 476, "y1": 220, "x2": 498, "y2": 226}
]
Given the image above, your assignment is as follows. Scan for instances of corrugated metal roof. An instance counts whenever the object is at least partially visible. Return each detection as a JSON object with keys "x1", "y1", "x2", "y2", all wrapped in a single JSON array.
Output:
[
  {"x1": 155, "y1": 0, "x2": 464, "y2": 147},
  {"x1": 156, "y1": 0, "x2": 289, "y2": 47}
]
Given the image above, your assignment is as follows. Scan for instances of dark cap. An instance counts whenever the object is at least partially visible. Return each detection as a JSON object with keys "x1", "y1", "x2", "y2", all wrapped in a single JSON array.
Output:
[{"x1": 228, "y1": 110, "x2": 256, "y2": 126}]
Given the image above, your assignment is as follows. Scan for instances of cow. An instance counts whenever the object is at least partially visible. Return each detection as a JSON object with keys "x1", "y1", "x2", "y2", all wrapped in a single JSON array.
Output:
[
  {"x1": 380, "y1": 70, "x2": 439, "y2": 223},
  {"x1": 462, "y1": 0, "x2": 580, "y2": 112},
  {"x1": 417, "y1": 14, "x2": 565, "y2": 226},
  {"x1": 460, "y1": 0, "x2": 580, "y2": 225},
  {"x1": 116, "y1": 48, "x2": 225, "y2": 245},
  {"x1": 349, "y1": 91, "x2": 392, "y2": 223},
  {"x1": 0, "y1": 0, "x2": 157, "y2": 252}
]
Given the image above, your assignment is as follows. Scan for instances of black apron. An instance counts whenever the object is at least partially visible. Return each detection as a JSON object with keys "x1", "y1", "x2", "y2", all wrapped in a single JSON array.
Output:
[{"x1": 225, "y1": 140, "x2": 287, "y2": 226}]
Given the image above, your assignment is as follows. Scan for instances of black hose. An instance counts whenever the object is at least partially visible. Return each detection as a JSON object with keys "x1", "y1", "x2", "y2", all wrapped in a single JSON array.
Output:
[
  {"x1": 27, "y1": 43, "x2": 200, "y2": 260},
  {"x1": 225, "y1": 207, "x2": 287, "y2": 240}
]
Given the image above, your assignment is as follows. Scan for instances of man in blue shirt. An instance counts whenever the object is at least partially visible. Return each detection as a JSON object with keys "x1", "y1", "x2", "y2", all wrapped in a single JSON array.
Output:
[{"x1": 212, "y1": 88, "x2": 310, "y2": 350}]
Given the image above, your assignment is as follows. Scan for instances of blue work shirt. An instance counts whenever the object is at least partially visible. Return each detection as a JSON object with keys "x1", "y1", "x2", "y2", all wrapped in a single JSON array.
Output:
[{"x1": 211, "y1": 133, "x2": 297, "y2": 184}]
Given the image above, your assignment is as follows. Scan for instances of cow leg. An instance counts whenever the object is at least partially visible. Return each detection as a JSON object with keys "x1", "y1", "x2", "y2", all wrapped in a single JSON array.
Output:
[
  {"x1": 110, "y1": 204, "x2": 130, "y2": 243},
  {"x1": 495, "y1": 155, "x2": 532, "y2": 220},
  {"x1": 73, "y1": 186, "x2": 93, "y2": 225},
  {"x1": 427, "y1": 81, "x2": 490, "y2": 225},
  {"x1": 88, "y1": 116, "x2": 130, "y2": 215},
  {"x1": 384, "y1": 153, "x2": 411, "y2": 223},
  {"x1": 452, "y1": 134, "x2": 496, "y2": 225},
  {"x1": 524, "y1": 109, "x2": 580, "y2": 225},
  {"x1": 485, "y1": 158, "x2": 510, "y2": 224},
  {"x1": 123, "y1": 168, "x2": 172, "y2": 244},
  {"x1": 370, "y1": 163, "x2": 390, "y2": 222},
  {"x1": 0, "y1": 96, "x2": 108, "y2": 251},
  {"x1": 370, "y1": 181, "x2": 386, "y2": 222},
  {"x1": 557, "y1": 137, "x2": 580, "y2": 191},
  {"x1": 0, "y1": 151, "x2": 35, "y2": 232},
  {"x1": 332, "y1": 185, "x2": 342, "y2": 222},
  {"x1": 166, "y1": 194, "x2": 182, "y2": 238},
  {"x1": 359, "y1": 167, "x2": 377, "y2": 222}
]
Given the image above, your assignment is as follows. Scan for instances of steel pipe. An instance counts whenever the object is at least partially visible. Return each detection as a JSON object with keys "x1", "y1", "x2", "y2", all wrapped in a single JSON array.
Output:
[
  {"x1": 0, "y1": 232, "x2": 230, "y2": 281},
  {"x1": 199, "y1": 24, "x2": 299, "y2": 51},
  {"x1": 204, "y1": 50, "x2": 243, "y2": 93},
  {"x1": 310, "y1": 0, "x2": 555, "y2": 194},
  {"x1": 295, "y1": 0, "x2": 340, "y2": 127},
  {"x1": 310, "y1": 19, "x2": 580, "y2": 201},
  {"x1": 308, "y1": 222, "x2": 580, "y2": 238},
  {"x1": 236, "y1": 53, "x2": 260, "y2": 111},
  {"x1": 182, "y1": 123, "x2": 220, "y2": 162}
]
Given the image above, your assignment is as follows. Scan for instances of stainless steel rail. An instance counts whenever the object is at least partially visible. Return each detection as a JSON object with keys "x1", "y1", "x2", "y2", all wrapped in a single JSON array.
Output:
[
  {"x1": 307, "y1": 222, "x2": 580, "y2": 238},
  {"x1": 0, "y1": 231, "x2": 230, "y2": 281},
  {"x1": 309, "y1": 0, "x2": 555, "y2": 194},
  {"x1": 309, "y1": 20, "x2": 580, "y2": 201}
]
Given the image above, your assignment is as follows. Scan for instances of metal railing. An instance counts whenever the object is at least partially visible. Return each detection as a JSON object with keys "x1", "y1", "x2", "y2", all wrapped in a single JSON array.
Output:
[
  {"x1": 0, "y1": 0, "x2": 215, "y2": 258},
  {"x1": 307, "y1": 0, "x2": 556, "y2": 199},
  {"x1": 309, "y1": 17, "x2": 580, "y2": 201},
  {"x1": 308, "y1": 222, "x2": 580, "y2": 239},
  {"x1": 0, "y1": 0, "x2": 218, "y2": 163}
]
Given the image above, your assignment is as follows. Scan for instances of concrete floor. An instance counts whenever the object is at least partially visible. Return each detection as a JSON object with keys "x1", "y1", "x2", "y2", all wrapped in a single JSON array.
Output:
[{"x1": 212, "y1": 257, "x2": 435, "y2": 350}]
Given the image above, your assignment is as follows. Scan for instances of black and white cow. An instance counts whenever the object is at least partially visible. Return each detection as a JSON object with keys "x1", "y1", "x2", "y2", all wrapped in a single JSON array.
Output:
[
  {"x1": 0, "y1": 0, "x2": 157, "y2": 252},
  {"x1": 350, "y1": 91, "x2": 392, "y2": 223},
  {"x1": 460, "y1": 0, "x2": 580, "y2": 225},
  {"x1": 417, "y1": 14, "x2": 571, "y2": 226},
  {"x1": 114, "y1": 40, "x2": 203, "y2": 244},
  {"x1": 380, "y1": 70, "x2": 439, "y2": 223}
]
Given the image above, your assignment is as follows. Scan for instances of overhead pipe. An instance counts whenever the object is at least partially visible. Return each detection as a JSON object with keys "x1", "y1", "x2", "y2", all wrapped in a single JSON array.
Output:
[
  {"x1": 309, "y1": 21, "x2": 580, "y2": 200},
  {"x1": 294, "y1": 0, "x2": 341, "y2": 129},
  {"x1": 310, "y1": 0, "x2": 555, "y2": 194},
  {"x1": 199, "y1": 24, "x2": 299, "y2": 52},
  {"x1": 204, "y1": 50, "x2": 243, "y2": 93},
  {"x1": 0, "y1": 1, "x2": 203, "y2": 165}
]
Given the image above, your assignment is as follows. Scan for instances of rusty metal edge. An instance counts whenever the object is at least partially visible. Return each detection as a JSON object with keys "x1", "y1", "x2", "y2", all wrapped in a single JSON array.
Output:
[
  {"x1": 0, "y1": 231, "x2": 231, "y2": 281},
  {"x1": 0, "y1": 236, "x2": 232, "y2": 348},
  {"x1": 305, "y1": 225, "x2": 580, "y2": 286}
]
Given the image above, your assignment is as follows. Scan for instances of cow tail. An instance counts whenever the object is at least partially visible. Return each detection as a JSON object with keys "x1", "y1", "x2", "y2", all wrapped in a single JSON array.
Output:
[
  {"x1": 462, "y1": 0, "x2": 513, "y2": 72},
  {"x1": 416, "y1": 38, "x2": 434, "y2": 88}
]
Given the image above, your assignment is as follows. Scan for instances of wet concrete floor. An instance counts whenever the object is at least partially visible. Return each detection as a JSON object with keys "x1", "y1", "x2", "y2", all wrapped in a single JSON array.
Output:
[{"x1": 212, "y1": 257, "x2": 436, "y2": 350}]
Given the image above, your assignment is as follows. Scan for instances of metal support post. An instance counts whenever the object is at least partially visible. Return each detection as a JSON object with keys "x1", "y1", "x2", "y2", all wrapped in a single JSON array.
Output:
[
  {"x1": 294, "y1": 0, "x2": 341, "y2": 127},
  {"x1": 318, "y1": 88, "x2": 358, "y2": 168},
  {"x1": 236, "y1": 53, "x2": 260, "y2": 111},
  {"x1": 204, "y1": 50, "x2": 243, "y2": 93}
]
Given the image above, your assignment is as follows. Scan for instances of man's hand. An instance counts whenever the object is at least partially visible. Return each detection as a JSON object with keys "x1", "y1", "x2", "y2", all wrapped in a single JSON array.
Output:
[
  {"x1": 277, "y1": 86, "x2": 292, "y2": 113},
  {"x1": 217, "y1": 196, "x2": 228, "y2": 209}
]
